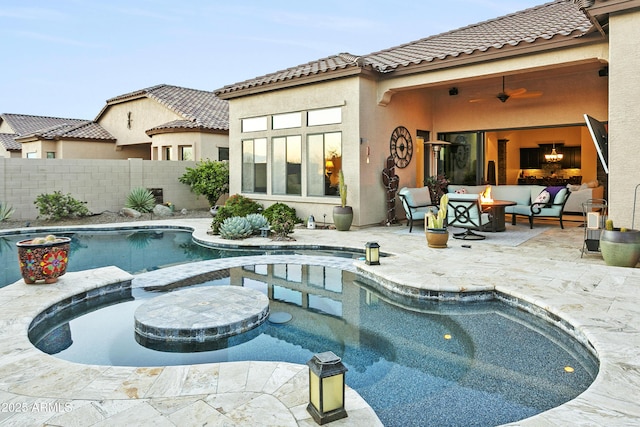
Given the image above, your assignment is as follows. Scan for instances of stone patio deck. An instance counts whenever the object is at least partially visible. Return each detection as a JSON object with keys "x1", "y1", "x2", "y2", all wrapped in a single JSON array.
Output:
[{"x1": 0, "y1": 217, "x2": 639, "y2": 426}]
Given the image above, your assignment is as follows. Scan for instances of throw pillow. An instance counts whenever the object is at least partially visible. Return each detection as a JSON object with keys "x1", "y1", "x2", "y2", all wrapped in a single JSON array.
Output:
[
  {"x1": 545, "y1": 186, "x2": 565, "y2": 202},
  {"x1": 455, "y1": 188, "x2": 468, "y2": 194},
  {"x1": 534, "y1": 190, "x2": 550, "y2": 205}
]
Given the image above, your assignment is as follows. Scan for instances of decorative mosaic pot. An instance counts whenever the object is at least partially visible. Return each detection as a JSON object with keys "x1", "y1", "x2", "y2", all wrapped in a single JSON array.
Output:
[{"x1": 16, "y1": 237, "x2": 71, "y2": 284}]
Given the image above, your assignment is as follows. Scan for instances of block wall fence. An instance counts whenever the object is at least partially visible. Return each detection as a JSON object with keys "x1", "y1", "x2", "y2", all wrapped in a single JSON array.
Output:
[{"x1": 0, "y1": 158, "x2": 210, "y2": 220}]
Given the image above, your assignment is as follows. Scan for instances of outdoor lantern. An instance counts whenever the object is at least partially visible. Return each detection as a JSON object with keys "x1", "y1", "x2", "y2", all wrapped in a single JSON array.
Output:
[
  {"x1": 307, "y1": 351, "x2": 348, "y2": 425},
  {"x1": 365, "y1": 242, "x2": 380, "y2": 265}
]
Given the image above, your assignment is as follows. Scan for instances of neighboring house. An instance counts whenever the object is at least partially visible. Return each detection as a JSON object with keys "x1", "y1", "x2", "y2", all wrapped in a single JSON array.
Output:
[
  {"x1": 215, "y1": 0, "x2": 640, "y2": 227},
  {"x1": 95, "y1": 84, "x2": 229, "y2": 161},
  {"x1": 0, "y1": 113, "x2": 116, "y2": 159}
]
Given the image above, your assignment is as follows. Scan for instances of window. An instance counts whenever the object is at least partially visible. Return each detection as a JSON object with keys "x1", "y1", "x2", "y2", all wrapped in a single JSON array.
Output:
[
  {"x1": 46, "y1": 152, "x2": 55, "y2": 159},
  {"x1": 164, "y1": 147, "x2": 171, "y2": 160},
  {"x1": 218, "y1": 147, "x2": 229, "y2": 161},
  {"x1": 307, "y1": 132, "x2": 342, "y2": 196},
  {"x1": 26, "y1": 152, "x2": 37, "y2": 158},
  {"x1": 180, "y1": 146, "x2": 193, "y2": 161},
  {"x1": 239, "y1": 106, "x2": 342, "y2": 197},
  {"x1": 439, "y1": 132, "x2": 484, "y2": 185},
  {"x1": 308, "y1": 107, "x2": 341, "y2": 126},
  {"x1": 242, "y1": 116, "x2": 268, "y2": 132},
  {"x1": 273, "y1": 112, "x2": 301, "y2": 130},
  {"x1": 272, "y1": 135, "x2": 301, "y2": 195},
  {"x1": 242, "y1": 138, "x2": 267, "y2": 193}
]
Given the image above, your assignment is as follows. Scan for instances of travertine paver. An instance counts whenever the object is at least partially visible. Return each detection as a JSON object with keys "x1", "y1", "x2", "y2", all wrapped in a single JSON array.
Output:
[
  {"x1": 0, "y1": 217, "x2": 639, "y2": 425},
  {"x1": 134, "y1": 286, "x2": 269, "y2": 344}
]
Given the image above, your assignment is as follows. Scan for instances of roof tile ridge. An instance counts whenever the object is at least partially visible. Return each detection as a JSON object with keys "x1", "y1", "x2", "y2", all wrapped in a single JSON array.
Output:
[
  {"x1": 2, "y1": 112, "x2": 88, "y2": 122},
  {"x1": 218, "y1": 52, "x2": 360, "y2": 90},
  {"x1": 106, "y1": 84, "x2": 168, "y2": 103}
]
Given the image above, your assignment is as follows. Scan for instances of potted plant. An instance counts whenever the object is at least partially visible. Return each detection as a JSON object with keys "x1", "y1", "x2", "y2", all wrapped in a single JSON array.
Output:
[
  {"x1": 17, "y1": 234, "x2": 71, "y2": 284},
  {"x1": 600, "y1": 219, "x2": 640, "y2": 267},
  {"x1": 333, "y1": 170, "x2": 353, "y2": 231},
  {"x1": 425, "y1": 194, "x2": 449, "y2": 248}
]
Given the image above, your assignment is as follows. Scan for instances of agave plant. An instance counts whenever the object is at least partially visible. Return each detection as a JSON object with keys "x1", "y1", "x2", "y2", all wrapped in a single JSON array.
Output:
[
  {"x1": 219, "y1": 216, "x2": 253, "y2": 240},
  {"x1": 0, "y1": 201, "x2": 15, "y2": 222},
  {"x1": 125, "y1": 188, "x2": 156, "y2": 213},
  {"x1": 245, "y1": 213, "x2": 269, "y2": 234}
]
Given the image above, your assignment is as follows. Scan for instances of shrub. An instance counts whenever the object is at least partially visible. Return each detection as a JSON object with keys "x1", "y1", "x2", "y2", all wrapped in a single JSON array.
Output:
[
  {"x1": 245, "y1": 213, "x2": 269, "y2": 234},
  {"x1": 178, "y1": 160, "x2": 229, "y2": 206},
  {"x1": 219, "y1": 216, "x2": 253, "y2": 240},
  {"x1": 211, "y1": 195, "x2": 262, "y2": 234},
  {"x1": 263, "y1": 202, "x2": 302, "y2": 224},
  {"x1": 125, "y1": 188, "x2": 156, "y2": 213},
  {"x1": 0, "y1": 201, "x2": 14, "y2": 222},
  {"x1": 264, "y1": 203, "x2": 298, "y2": 240},
  {"x1": 34, "y1": 191, "x2": 90, "y2": 220}
]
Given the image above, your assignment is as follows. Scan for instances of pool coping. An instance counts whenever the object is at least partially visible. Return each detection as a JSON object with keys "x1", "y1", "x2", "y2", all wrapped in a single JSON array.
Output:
[{"x1": 1, "y1": 219, "x2": 639, "y2": 425}]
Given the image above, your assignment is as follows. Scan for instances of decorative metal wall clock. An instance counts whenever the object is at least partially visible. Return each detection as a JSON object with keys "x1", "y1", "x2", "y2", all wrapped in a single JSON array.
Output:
[{"x1": 389, "y1": 126, "x2": 413, "y2": 168}]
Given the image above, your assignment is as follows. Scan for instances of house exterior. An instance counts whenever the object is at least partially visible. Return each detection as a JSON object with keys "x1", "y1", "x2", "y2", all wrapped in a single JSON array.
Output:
[
  {"x1": 0, "y1": 113, "x2": 116, "y2": 159},
  {"x1": 2, "y1": 84, "x2": 230, "y2": 162},
  {"x1": 215, "y1": 0, "x2": 640, "y2": 228},
  {"x1": 95, "y1": 84, "x2": 229, "y2": 161}
]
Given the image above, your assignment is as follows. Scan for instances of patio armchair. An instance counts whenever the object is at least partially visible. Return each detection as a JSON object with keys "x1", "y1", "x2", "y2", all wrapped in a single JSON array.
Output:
[
  {"x1": 447, "y1": 193, "x2": 492, "y2": 240},
  {"x1": 398, "y1": 187, "x2": 438, "y2": 232}
]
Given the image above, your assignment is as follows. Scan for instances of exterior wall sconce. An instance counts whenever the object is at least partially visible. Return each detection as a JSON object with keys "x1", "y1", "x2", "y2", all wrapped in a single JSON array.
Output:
[
  {"x1": 365, "y1": 242, "x2": 380, "y2": 265},
  {"x1": 544, "y1": 144, "x2": 564, "y2": 162},
  {"x1": 307, "y1": 351, "x2": 348, "y2": 425}
]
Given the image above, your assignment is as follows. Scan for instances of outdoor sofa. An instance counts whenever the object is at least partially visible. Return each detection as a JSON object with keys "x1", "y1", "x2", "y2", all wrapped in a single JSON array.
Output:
[{"x1": 447, "y1": 184, "x2": 570, "y2": 229}]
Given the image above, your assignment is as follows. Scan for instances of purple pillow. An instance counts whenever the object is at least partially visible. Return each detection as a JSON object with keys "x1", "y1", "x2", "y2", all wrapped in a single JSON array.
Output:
[{"x1": 545, "y1": 186, "x2": 565, "y2": 204}]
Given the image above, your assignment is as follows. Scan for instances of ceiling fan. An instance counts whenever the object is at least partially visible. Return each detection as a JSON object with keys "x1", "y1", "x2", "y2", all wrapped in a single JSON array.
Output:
[{"x1": 469, "y1": 76, "x2": 543, "y2": 103}]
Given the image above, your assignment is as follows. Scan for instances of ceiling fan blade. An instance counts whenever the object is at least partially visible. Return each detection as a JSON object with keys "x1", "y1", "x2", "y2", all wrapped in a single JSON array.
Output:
[
  {"x1": 512, "y1": 90, "x2": 543, "y2": 99},
  {"x1": 505, "y1": 87, "x2": 527, "y2": 97}
]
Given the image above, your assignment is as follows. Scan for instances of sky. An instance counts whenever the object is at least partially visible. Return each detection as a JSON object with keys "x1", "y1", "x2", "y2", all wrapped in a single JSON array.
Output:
[{"x1": 1, "y1": 0, "x2": 545, "y2": 120}]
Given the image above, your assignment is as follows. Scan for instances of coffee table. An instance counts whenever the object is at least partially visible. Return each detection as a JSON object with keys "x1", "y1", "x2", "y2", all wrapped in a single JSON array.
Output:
[{"x1": 481, "y1": 200, "x2": 517, "y2": 232}]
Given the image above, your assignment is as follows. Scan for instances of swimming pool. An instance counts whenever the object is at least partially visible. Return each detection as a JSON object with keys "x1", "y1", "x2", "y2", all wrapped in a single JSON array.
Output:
[
  {"x1": 29, "y1": 262, "x2": 598, "y2": 427},
  {"x1": 0, "y1": 228, "x2": 232, "y2": 288}
]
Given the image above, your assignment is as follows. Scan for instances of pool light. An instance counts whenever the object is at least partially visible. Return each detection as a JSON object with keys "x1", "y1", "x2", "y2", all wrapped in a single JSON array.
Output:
[
  {"x1": 307, "y1": 351, "x2": 348, "y2": 424},
  {"x1": 365, "y1": 242, "x2": 380, "y2": 265}
]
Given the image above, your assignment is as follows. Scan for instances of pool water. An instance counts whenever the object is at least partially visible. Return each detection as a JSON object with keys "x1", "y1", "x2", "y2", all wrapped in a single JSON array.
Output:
[
  {"x1": 30, "y1": 263, "x2": 598, "y2": 427},
  {"x1": 0, "y1": 229, "x2": 266, "y2": 288}
]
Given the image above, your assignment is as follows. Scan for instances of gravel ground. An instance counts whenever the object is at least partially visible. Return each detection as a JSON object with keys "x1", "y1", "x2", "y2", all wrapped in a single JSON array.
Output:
[{"x1": 0, "y1": 208, "x2": 213, "y2": 230}]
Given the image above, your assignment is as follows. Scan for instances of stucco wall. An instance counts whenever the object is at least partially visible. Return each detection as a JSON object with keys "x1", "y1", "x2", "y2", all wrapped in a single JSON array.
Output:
[
  {"x1": 0, "y1": 158, "x2": 210, "y2": 220},
  {"x1": 151, "y1": 131, "x2": 228, "y2": 161},
  {"x1": 228, "y1": 77, "x2": 367, "y2": 226},
  {"x1": 608, "y1": 9, "x2": 640, "y2": 227},
  {"x1": 98, "y1": 98, "x2": 181, "y2": 147}
]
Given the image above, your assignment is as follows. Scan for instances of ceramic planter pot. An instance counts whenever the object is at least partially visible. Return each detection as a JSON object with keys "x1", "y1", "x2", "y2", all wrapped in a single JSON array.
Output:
[
  {"x1": 17, "y1": 237, "x2": 71, "y2": 284},
  {"x1": 600, "y1": 229, "x2": 640, "y2": 268},
  {"x1": 333, "y1": 206, "x2": 353, "y2": 231},
  {"x1": 426, "y1": 228, "x2": 449, "y2": 248}
]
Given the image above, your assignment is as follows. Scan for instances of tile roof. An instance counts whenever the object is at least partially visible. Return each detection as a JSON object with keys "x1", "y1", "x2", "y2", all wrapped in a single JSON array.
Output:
[
  {"x1": 216, "y1": 1, "x2": 593, "y2": 96},
  {"x1": 0, "y1": 113, "x2": 115, "y2": 146},
  {"x1": 17, "y1": 121, "x2": 115, "y2": 141},
  {"x1": 0, "y1": 133, "x2": 21, "y2": 151},
  {"x1": 1, "y1": 113, "x2": 88, "y2": 136},
  {"x1": 104, "y1": 84, "x2": 229, "y2": 132}
]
